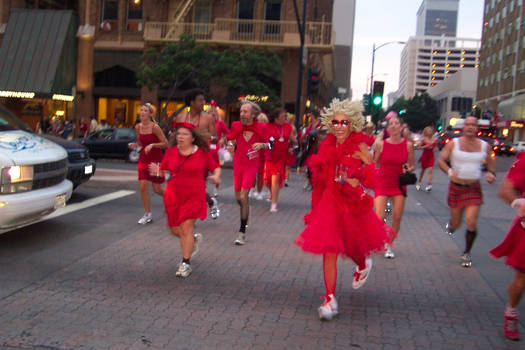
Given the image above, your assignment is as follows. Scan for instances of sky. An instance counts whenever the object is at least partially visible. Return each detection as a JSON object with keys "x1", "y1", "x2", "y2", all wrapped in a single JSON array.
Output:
[{"x1": 351, "y1": 0, "x2": 484, "y2": 104}]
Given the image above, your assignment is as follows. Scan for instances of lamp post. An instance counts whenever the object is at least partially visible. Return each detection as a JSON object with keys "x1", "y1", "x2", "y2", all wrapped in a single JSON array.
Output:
[{"x1": 369, "y1": 41, "x2": 405, "y2": 95}]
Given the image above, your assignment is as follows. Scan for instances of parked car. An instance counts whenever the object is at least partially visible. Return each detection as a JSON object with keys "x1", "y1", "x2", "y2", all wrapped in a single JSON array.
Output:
[
  {"x1": 40, "y1": 134, "x2": 96, "y2": 188},
  {"x1": 437, "y1": 130, "x2": 462, "y2": 150},
  {"x1": 491, "y1": 138, "x2": 516, "y2": 156},
  {"x1": 78, "y1": 128, "x2": 139, "y2": 162},
  {"x1": 514, "y1": 141, "x2": 525, "y2": 153}
]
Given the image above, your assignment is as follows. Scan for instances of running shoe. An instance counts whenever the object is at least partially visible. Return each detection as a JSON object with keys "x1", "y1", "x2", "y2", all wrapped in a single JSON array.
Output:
[
  {"x1": 352, "y1": 258, "x2": 373, "y2": 289},
  {"x1": 175, "y1": 262, "x2": 192, "y2": 278},
  {"x1": 138, "y1": 212, "x2": 152, "y2": 225},
  {"x1": 415, "y1": 184, "x2": 421, "y2": 191},
  {"x1": 284, "y1": 179, "x2": 289, "y2": 187},
  {"x1": 460, "y1": 253, "x2": 472, "y2": 268},
  {"x1": 210, "y1": 197, "x2": 220, "y2": 219},
  {"x1": 192, "y1": 233, "x2": 203, "y2": 258},
  {"x1": 318, "y1": 294, "x2": 338, "y2": 320},
  {"x1": 425, "y1": 185, "x2": 432, "y2": 192},
  {"x1": 504, "y1": 314, "x2": 520, "y2": 341},
  {"x1": 255, "y1": 192, "x2": 264, "y2": 201},
  {"x1": 445, "y1": 222, "x2": 455, "y2": 236},
  {"x1": 248, "y1": 189, "x2": 256, "y2": 198},
  {"x1": 384, "y1": 244, "x2": 395, "y2": 259},
  {"x1": 270, "y1": 203, "x2": 278, "y2": 212},
  {"x1": 234, "y1": 232, "x2": 246, "y2": 245}
]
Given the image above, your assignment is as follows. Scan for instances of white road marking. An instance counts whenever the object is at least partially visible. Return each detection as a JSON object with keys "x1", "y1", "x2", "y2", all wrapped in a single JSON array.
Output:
[{"x1": 42, "y1": 190, "x2": 135, "y2": 221}]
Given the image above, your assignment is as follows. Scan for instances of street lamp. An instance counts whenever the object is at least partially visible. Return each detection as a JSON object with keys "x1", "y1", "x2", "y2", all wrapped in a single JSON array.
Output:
[{"x1": 369, "y1": 41, "x2": 405, "y2": 95}]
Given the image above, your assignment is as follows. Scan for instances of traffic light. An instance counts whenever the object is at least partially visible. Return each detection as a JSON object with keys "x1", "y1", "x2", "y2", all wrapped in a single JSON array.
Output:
[
  {"x1": 372, "y1": 81, "x2": 385, "y2": 106},
  {"x1": 307, "y1": 69, "x2": 320, "y2": 95},
  {"x1": 437, "y1": 120, "x2": 443, "y2": 131}
]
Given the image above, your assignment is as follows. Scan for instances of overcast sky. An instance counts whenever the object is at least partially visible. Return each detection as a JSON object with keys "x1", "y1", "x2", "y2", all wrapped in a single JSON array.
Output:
[{"x1": 351, "y1": 0, "x2": 484, "y2": 103}]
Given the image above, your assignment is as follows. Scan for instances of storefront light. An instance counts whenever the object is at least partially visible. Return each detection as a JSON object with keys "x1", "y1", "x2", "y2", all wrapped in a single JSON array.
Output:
[
  {"x1": 52, "y1": 94, "x2": 74, "y2": 102},
  {"x1": 0, "y1": 91, "x2": 35, "y2": 98},
  {"x1": 55, "y1": 110, "x2": 65, "y2": 116}
]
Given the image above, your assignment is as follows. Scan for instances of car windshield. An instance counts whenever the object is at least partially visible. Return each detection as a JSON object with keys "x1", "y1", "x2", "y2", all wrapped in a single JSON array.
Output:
[{"x1": 0, "y1": 107, "x2": 33, "y2": 132}]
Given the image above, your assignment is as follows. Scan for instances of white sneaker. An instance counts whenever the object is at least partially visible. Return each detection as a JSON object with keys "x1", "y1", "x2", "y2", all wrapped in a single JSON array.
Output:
[
  {"x1": 415, "y1": 184, "x2": 421, "y2": 191},
  {"x1": 138, "y1": 212, "x2": 152, "y2": 225},
  {"x1": 425, "y1": 185, "x2": 432, "y2": 192},
  {"x1": 352, "y1": 258, "x2": 373, "y2": 289},
  {"x1": 461, "y1": 253, "x2": 472, "y2": 268},
  {"x1": 255, "y1": 192, "x2": 264, "y2": 201},
  {"x1": 384, "y1": 244, "x2": 395, "y2": 259},
  {"x1": 192, "y1": 233, "x2": 203, "y2": 258},
  {"x1": 175, "y1": 262, "x2": 192, "y2": 278},
  {"x1": 318, "y1": 294, "x2": 338, "y2": 320},
  {"x1": 270, "y1": 203, "x2": 278, "y2": 212},
  {"x1": 249, "y1": 189, "x2": 256, "y2": 198},
  {"x1": 210, "y1": 197, "x2": 220, "y2": 219},
  {"x1": 234, "y1": 232, "x2": 246, "y2": 245}
]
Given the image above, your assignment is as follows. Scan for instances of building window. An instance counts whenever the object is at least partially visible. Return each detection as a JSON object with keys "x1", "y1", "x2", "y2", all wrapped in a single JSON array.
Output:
[
  {"x1": 511, "y1": 0, "x2": 515, "y2": 12},
  {"x1": 101, "y1": 0, "x2": 118, "y2": 32},
  {"x1": 264, "y1": 1, "x2": 281, "y2": 34},
  {"x1": 237, "y1": 0, "x2": 255, "y2": 33},
  {"x1": 498, "y1": 71, "x2": 501, "y2": 81},
  {"x1": 509, "y1": 21, "x2": 513, "y2": 34},
  {"x1": 126, "y1": 0, "x2": 142, "y2": 32},
  {"x1": 496, "y1": 11, "x2": 500, "y2": 23},
  {"x1": 502, "y1": 6, "x2": 507, "y2": 17},
  {"x1": 194, "y1": 0, "x2": 211, "y2": 34}
]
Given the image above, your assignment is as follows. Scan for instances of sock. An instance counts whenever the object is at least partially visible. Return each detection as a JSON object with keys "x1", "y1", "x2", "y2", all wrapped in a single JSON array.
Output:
[
  {"x1": 506, "y1": 305, "x2": 518, "y2": 317},
  {"x1": 182, "y1": 258, "x2": 190, "y2": 265},
  {"x1": 239, "y1": 219, "x2": 248, "y2": 233},
  {"x1": 464, "y1": 229, "x2": 477, "y2": 254}
]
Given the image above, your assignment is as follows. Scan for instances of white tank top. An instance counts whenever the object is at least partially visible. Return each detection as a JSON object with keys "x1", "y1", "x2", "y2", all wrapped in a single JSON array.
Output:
[{"x1": 450, "y1": 138, "x2": 488, "y2": 180}]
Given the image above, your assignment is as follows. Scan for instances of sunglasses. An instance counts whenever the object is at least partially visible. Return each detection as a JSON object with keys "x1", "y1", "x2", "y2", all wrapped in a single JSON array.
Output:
[{"x1": 331, "y1": 119, "x2": 350, "y2": 127}]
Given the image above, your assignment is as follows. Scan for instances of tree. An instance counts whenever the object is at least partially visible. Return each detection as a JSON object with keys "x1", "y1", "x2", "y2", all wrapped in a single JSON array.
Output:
[{"x1": 387, "y1": 93, "x2": 439, "y2": 132}]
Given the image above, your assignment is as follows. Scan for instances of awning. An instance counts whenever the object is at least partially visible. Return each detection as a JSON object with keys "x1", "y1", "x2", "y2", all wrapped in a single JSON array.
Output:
[
  {"x1": 0, "y1": 9, "x2": 77, "y2": 98},
  {"x1": 498, "y1": 94, "x2": 525, "y2": 121}
]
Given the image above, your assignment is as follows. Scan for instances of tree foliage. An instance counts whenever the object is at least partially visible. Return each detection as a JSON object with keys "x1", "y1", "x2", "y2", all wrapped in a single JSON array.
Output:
[
  {"x1": 137, "y1": 34, "x2": 283, "y2": 111},
  {"x1": 386, "y1": 93, "x2": 439, "y2": 131}
]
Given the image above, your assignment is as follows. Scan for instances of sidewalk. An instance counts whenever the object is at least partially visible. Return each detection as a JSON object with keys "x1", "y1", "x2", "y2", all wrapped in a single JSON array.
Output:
[{"x1": 0, "y1": 169, "x2": 522, "y2": 350}]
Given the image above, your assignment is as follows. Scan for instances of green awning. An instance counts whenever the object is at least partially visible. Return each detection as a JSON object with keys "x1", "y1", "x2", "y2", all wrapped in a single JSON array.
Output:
[{"x1": 0, "y1": 9, "x2": 77, "y2": 97}]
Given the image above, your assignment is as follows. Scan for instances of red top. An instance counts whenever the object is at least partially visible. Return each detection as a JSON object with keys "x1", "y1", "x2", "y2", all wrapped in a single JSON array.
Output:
[
  {"x1": 507, "y1": 152, "x2": 525, "y2": 196},
  {"x1": 376, "y1": 139, "x2": 408, "y2": 196},
  {"x1": 215, "y1": 119, "x2": 230, "y2": 140},
  {"x1": 227, "y1": 121, "x2": 268, "y2": 169},
  {"x1": 138, "y1": 132, "x2": 164, "y2": 164},
  {"x1": 266, "y1": 122, "x2": 292, "y2": 162}
]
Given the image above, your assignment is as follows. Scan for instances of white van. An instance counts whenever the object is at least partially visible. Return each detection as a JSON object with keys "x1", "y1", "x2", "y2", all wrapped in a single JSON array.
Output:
[{"x1": 0, "y1": 106, "x2": 72, "y2": 233}]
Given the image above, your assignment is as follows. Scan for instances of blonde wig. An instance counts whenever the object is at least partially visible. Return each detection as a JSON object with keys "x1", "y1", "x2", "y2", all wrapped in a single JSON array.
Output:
[
  {"x1": 142, "y1": 102, "x2": 157, "y2": 123},
  {"x1": 320, "y1": 98, "x2": 364, "y2": 133}
]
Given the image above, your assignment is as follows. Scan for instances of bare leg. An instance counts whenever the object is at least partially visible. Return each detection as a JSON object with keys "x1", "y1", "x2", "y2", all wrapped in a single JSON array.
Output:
[
  {"x1": 179, "y1": 219, "x2": 196, "y2": 260},
  {"x1": 374, "y1": 195, "x2": 388, "y2": 222},
  {"x1": 426, "y1": 167, "x2": 433, "y2": 185},
  {"x1": 271, "y1": 174, "x2": 281, "y2": 205},
  {"x1": 152, "y1": 183, "x2": 164, "y2": 196},
  {"x1": 418, "y1": 168, "x2": 426, "y2": 185},
  {"x1": 139, "y1": 180, "x2": 150, "y2": 212},
  {"x1": 235, "y1": 189, "x2": 250, "y2": 221},
  {"x1": 508, "y1": 271, "x2": 525, "y2": 308},
  {"x1": 391, "y1": 195, "x2": 406, "y2": 238},
  {"x1": 323, "y1": 253, "x2": 338, "y2": 296},
  {"x1": 449, "y1": 207, "x2": 464, "y2": 232}
]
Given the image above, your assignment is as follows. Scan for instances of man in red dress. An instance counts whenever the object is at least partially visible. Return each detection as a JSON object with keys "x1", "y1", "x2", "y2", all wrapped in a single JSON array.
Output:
[{"x1": 226, "y1": 101, "x2": 269, "y2": 245}]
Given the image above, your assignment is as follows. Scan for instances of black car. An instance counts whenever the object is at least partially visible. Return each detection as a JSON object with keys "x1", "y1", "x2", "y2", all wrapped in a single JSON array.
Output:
[
  {"x1": 41, "y1": 134, "x2": 96, "y2": 189},
  {"x1": 78, "y1": 128, "x2": 139, "y2": 162}
]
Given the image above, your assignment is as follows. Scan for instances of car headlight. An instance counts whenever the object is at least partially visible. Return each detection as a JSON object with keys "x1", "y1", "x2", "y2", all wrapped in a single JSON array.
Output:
[{"x1": 1, "y1": 165, "x2": 34, "y2": 193}]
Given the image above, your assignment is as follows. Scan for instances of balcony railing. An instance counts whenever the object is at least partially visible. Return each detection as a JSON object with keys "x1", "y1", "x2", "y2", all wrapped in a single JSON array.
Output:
[{"x1": 144, "y1": 18, "x2": 333, "y2": 51}]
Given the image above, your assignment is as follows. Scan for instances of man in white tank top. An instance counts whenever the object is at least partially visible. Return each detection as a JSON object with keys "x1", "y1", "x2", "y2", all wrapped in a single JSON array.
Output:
[{"x1": 438, "y1": 116, "x2": 496, "y2": 268}]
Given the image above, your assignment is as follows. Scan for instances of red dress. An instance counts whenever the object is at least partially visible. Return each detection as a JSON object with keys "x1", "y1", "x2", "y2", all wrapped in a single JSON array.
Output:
[
  {"x1": 137, "y1": 132, "x2": 165, "y2": 184},
  {"x1": 418, "y1": 139, "x2": 436, "y2": 169},
  {"x1": 295, "y1": 133, "x2": 394, "y2": 259},
  {"x1": 375, "y1": 139, "x2": 408, "y2": 197},
  {"x1": 210, "y1": 119, "x2": 230, "y2": 164},
  {"x1": 489, "y1": 152, "x2": 525, "y2": 271},
  {"x1": 264, "y1": 122, "x2": 292, "y2": 187},
  {"x1": 161, "y1": 147, "x2": 219, "y2": 227}
]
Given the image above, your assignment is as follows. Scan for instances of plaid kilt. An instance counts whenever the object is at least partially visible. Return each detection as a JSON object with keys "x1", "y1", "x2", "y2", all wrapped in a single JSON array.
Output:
[{"x1": 447, "y1": 181, "x2": 483, "y2": 208}]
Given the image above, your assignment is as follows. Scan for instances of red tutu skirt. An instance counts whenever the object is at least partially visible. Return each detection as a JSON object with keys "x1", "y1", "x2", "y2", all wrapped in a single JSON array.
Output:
[
  {"x1": 263, "y1": 159, "x2": 286, "y2": 188},
  {"x1": 295, "y1": 186, "x2": 395, "y2": 258},
  {"x1": 490, "y1": 216, "x2": 525, "y2": 272}
]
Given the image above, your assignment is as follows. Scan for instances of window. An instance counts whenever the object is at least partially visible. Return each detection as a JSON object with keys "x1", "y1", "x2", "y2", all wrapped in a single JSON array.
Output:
[
  {"x1": 101, "y1": 0, "x2": 118, "y2": 32},
  {"x1": 126, "y1": 0, "x2": 142, "y2": 32},
  {"x1": 496, "y1": 11, "x2": 500, "y2": 23},
  {"x1": 26, "y1": 0, "x2": 78, "y2": 10},
  {"x1": 498, "y1": 71, "x2": 501, "y2": 81},
  {"x1": 237, "y1": 0, "x2": 255, "y2": 33},
  {"x1": 508, "y1": 21, "x2": 513, "y2": 34},
  {"x1": 502, "y1": 6, "x2": 507, "y2": 17},
  {"x1": 194, "y1": 0, "x2": 211, "y2": 34},
  {"x1": 264, "y1": 0, "x2": 281, "y2": 34}
]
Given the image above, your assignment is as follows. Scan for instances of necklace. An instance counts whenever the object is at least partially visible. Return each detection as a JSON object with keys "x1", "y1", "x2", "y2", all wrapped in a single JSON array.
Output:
[{"x1": 276, "y1": 123, "x2": 285, "y2": 142}]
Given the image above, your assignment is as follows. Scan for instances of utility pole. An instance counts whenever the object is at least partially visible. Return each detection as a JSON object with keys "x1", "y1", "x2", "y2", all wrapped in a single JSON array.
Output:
[{"x1": 292, "y1": 0, "x2": 307, "y2": 131}]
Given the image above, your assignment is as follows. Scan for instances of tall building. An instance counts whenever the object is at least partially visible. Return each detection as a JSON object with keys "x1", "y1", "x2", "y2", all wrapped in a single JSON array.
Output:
[
  {"x1": 476, "y1": 0, "x2": 525, "y2": 142},
  {"x1": 416, "y1": 0, "x2": 459, "y2": 37},
  {"x1": 332, "y1": 0, "x2": 355, "y2": 99},
  {"x1": 397, "y1": 35, "x2": 480, "y2": 99},
  {"x1": 0, "y1": 0, "x2": 335, "y2": 129}
]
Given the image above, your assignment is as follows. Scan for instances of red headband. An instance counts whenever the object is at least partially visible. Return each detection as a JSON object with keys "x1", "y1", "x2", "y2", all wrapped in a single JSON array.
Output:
[
  {"x1": 175, "y1": 122, "x2": 195, "y2": 130},
  {"x1": 209, "y1": 100, "x2": 218, "y2": 107}
]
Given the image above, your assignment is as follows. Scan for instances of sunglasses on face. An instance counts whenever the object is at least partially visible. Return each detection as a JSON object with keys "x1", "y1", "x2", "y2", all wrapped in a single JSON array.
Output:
[{"x1": 331, "y1": 119, "x2": 350, "y2": 127}]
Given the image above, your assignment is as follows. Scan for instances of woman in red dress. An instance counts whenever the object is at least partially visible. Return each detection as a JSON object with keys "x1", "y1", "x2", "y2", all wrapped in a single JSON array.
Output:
[
  {"x1": 489, "y1": 152, "x2": 525, "y2": 341},
  {"x1": 128, "y1": 103, "x2": 169, "y2": 225},
  {"x1": 416, "y1": 126, "x2": 437, "y2": 192},
  {"x1": 373, "y1": 113, "x2": 415, "y2": 259},
  {"x1": 264, "y1": 108, "x2": 296, "y2": 212},
  {"x1": 295, "y1": 98, "x2": 395, "y2": 321},
  {"x1": 150, "y1": 123, "x2": 221, "y2": 278}
]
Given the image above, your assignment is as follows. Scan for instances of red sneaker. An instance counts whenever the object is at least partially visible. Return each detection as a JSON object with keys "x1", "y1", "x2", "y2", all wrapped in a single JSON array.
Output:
[{"x1": 504, "y1": 314, "x2": 520, "y2": 341}]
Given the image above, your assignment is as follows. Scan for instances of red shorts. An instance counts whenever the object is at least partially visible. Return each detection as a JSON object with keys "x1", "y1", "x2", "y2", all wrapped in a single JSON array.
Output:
[
  {"x1": 234, "y1": 165, "x2": 258, "y2": 192},
  {"x1": 138, "y1": 162, "x2": 164, "y2": 184},
  {"x1": 447, "y1": 181, "x2": 483, "y2": 208}
]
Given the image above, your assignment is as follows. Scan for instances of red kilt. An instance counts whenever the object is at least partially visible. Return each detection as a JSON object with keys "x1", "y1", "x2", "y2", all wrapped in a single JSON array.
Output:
[{"x1": 447, "y1": 181, "x2": 483, "y2": 208}]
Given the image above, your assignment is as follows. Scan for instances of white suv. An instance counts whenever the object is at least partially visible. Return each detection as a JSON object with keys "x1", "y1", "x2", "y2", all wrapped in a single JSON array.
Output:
[{"x1": 514, "y1": 141, "x2": 525, "y2": 153}]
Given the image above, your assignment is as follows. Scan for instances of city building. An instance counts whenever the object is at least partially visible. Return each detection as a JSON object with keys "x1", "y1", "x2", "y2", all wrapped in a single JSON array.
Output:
[
  {"x1": 426, "y1": 68, "x2": 478, "y2": 128},
  {"x1": 476, "y1": 0, "x2": 525, "y2": 143},
  {"x1": 332, "y1": 0, "x2": 355, "y2": 100},
  {"x1": 397, "y1": 35, "x2": 480, "y2": 100},
  {"x1": 416, "y1": 0, "x2": 459, "y2": 38},
  {"x1": 0, "y1": 0, "x2": 336, "y2": 129}
]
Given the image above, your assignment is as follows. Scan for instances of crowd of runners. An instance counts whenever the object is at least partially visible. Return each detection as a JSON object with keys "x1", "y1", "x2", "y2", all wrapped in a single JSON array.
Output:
[{"x1": 127, "y1": 89, "x2": 525, "y2": 341}]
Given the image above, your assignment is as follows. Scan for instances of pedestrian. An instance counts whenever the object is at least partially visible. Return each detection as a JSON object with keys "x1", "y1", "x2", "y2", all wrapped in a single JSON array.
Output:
[
  {"x1": 250, "y1": 112, "x2": 269, "y2": 200},
  {"x1": 208, "y1": 100, "x2": 230, "y2": 197},
  {"x1": 438, "y1": 116, "x2": 496, "y2": 267},
  {"x1": 78, "y1": 117, "x2": 89, "y2": 138},
  {"x1": 263, "y1": 107, "x2": 296, "y2": 212},
  {"x1": 284, "y1": 114, "x2": 298, "y2": 187},
  {"x1": 174, "y1": 89, "x2": 219, "y2": 219},
  {"x1": 149, "y1": 122, "x2": 221, "y2": 278},
  {"x1": 373, "y1": 111, "x2": 415, "y2": 259},
  {"x1": 489, "y1": 152, "x2": 525, "y2": 341},
  {"x1": 226, "y1": 101, "x2": 269, "y2": 245},
  {"x1": 89, "y1": 115, "x2": 98, "y2": 134},
  {"x1": 128, "y1": 103, "x2": 169, "y2": 225},
  {"x1": 295, "y1": 98, "x2": 394, "y2": 321},
  {"x1": 97, "y1": 119, "x2": 109, "y2": 131},
  {"x1": 297, "y1": 110, "x2": 322, "y2": 191},
  {"x1": 416, "y1": 126, "x2": 437, "y2": 192}
]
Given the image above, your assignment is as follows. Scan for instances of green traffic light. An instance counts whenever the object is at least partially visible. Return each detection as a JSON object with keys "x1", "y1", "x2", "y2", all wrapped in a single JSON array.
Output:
[{"x1": 373, "y1": 96, "x2": 382, "y2": 105}]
